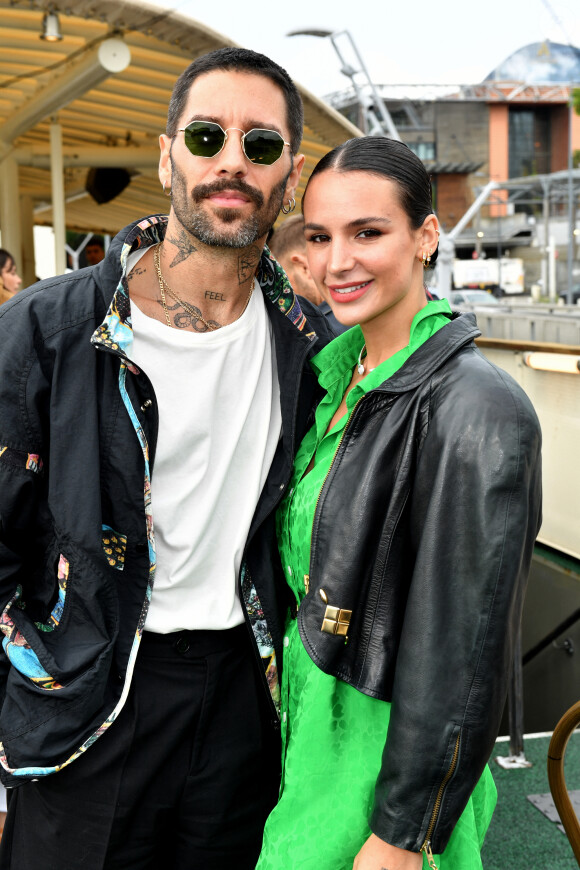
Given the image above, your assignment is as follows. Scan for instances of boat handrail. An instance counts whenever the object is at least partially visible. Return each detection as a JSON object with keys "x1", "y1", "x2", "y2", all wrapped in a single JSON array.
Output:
[{"x1": 547, "y1": 700, "x2": 580, "y2": 865}]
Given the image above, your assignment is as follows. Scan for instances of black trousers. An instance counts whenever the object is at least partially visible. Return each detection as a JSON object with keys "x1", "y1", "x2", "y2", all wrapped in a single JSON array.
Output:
[{"x1": 0, "y1": 625, "x2": 280, "y2": 870}]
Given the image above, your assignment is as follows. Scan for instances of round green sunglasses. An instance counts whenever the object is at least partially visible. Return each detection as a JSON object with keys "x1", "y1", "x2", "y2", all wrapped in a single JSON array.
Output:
[{"x1": 178, "y1": 120, "x2": 291, "y2": 166}]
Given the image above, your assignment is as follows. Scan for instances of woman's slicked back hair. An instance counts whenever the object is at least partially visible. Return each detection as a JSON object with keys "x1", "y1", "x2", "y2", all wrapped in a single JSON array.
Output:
[{"x1": 304, "y1": 137, "x2": 438, "y2": 263}]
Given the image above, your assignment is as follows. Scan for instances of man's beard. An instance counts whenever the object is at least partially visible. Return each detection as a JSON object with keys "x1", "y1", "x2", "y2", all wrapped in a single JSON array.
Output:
[{"x1": 169, "y1": 155, "x2": 290, "y2": 249}]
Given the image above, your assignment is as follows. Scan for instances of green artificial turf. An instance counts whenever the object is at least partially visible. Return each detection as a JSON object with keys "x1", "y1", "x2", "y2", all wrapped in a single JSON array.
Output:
[{"x1": 482, "y1": 732, "x2": 580, "y2": 869}]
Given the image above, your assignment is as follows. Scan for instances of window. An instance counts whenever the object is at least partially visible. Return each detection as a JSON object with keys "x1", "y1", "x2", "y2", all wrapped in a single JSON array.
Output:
[
  {"x1": 508, "y1": 108, "x2": 551, "y2": 178},
  {"x1": 408, "y1": 141, "x2": 435, "y2": 161}
]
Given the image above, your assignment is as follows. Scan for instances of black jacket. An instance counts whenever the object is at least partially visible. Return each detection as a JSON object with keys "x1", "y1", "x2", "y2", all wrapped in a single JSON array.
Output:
[
  {"x1": 298, "y1": 312, "x2": 542, "y2": 853},
  {"x1": 318, "y1": 299, "x2": 349, "y2": 335},
  {"x1": 0, "y1": 216, "x2": 333, "y2": 786}
]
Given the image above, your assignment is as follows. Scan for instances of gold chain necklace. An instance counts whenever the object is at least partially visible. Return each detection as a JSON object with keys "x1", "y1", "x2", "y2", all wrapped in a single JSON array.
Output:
[{"x1": 153, "y1": 242, "x2": 254, "y2": 331}]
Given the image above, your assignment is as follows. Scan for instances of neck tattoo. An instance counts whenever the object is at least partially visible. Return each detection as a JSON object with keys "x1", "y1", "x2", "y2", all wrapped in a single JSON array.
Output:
[{"x1": 153, "y1": 243, "x2": 254, "y2": 331}]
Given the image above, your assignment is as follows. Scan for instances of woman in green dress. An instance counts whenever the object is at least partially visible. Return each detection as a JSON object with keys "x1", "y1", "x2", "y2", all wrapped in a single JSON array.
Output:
[{"x1": 256, "y1": 138, "x2": 542, "y2": 870}]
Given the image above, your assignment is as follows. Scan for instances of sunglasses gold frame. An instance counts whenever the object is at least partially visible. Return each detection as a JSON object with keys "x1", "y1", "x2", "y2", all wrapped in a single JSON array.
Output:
[{"x1": 177, "y1": 120, "x2": 291, "y2": 165}]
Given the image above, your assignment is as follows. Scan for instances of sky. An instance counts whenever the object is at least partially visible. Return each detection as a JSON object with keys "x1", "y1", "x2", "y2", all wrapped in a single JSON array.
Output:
[{"x1": 152, "y1": 0, "x2": 580, "y2": 99}]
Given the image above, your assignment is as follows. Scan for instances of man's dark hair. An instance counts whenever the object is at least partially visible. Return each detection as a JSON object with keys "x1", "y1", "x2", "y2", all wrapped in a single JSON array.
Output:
[
  {"x1": 304, "y1": 137, "x2": 439, "y2": 264},
  {"x1": 167, "y1": 47, "x2": 304, "y2": 154},
  {"x1": 268, "y1": 215, "x2": 306, "y2": 260}
]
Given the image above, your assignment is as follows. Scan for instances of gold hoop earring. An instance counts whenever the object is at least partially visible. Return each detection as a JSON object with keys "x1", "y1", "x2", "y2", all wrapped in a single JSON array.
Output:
[
  {"x1": 281, "y1": 197, "x2": 296, "y2": 215},
  {"x1": 163, "y1": 181, "x2": 171, "y2": 198},
  {"x1": 421, "y1": 251, "x2": 428, "y2": 267}
]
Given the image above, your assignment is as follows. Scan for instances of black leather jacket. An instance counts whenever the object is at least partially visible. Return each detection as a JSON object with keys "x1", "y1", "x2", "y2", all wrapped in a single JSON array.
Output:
[{"x1": 297, "y1": 312, "x2": 542, "y2": 854}]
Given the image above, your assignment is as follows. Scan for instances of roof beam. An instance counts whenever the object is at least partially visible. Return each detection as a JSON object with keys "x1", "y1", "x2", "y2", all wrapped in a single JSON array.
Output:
[
  {"x1": 0, "y1": 38, "x2": 130, "y2": 152},
  {"x1": 14, "y1": 145, "x2": 159, "y2": 168}
]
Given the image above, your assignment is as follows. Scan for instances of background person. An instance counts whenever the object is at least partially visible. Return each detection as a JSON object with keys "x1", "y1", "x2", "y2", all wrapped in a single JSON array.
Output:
[
  {"x1": 0, "y1": 249, "x2": 22, "y2": 305},
  {"x1": 84, "y1": 236, "x2": 106, "y2": 265},
  {"x1": 257, "y1": 137, "x2": 542, "y2": 870},
  {"x1": 0, "y1": 48, "x2": 335, "y2": 870},
  {"x1": 268, "y1": 214, "x2": 322, "y2": 304},
  {"x1": 269, "y1": 214, "x2": 348, "y2": 335}
]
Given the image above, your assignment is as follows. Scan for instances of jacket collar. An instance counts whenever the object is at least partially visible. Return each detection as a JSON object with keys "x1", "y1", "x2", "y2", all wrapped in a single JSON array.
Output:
[
  {"x1": 374, "y1": 312, "x2": 481, "y2": 394},
  {"x1": 90, "y1": 215, "x2": 315, "y2": 357}
]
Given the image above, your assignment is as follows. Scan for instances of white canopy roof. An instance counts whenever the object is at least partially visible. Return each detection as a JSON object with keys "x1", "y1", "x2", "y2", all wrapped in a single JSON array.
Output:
[{"x1": 0, "y1": 0, "x2": 361, "y2": 281}]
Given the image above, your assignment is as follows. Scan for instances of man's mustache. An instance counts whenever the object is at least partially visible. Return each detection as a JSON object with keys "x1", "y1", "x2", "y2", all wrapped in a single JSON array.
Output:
[{"x1": 192, "y1": 179, "x2": 264, "y2": 209}]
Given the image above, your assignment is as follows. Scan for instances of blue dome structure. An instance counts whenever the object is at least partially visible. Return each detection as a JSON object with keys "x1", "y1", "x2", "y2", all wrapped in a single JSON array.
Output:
[{"x1": 486, "y1": 40, "x2": 580, "y2": 83}]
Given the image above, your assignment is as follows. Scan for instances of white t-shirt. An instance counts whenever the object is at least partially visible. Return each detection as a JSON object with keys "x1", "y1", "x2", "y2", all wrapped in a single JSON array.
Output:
[{"x1": 129, "y1": 268, "x2": 281, "y2": 633}]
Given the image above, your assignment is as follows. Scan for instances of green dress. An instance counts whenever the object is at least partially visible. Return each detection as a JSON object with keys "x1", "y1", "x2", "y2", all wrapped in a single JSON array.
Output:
[{"x1": 257, "y1": 301, "x2": 497, "y2": 870}]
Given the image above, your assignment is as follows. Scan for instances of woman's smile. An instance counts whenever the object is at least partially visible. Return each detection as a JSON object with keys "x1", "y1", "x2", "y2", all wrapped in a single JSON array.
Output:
[{"x1": 327, "y1": 279, "x2": 373, "y2": 302}]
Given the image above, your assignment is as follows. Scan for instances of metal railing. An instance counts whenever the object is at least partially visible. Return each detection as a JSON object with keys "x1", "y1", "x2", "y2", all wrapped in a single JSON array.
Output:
[{"x1": 548, "y1": 700, "x2": 580, "y2": 865}]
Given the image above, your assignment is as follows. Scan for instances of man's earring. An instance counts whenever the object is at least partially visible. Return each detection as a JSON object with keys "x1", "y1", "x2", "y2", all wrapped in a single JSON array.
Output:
[
  {"x1": 163, "y1": 181, "x2": 171, "y2": 198},
  {"x1": 281, "y1": 197, "x2": 296, "y2": 215}
]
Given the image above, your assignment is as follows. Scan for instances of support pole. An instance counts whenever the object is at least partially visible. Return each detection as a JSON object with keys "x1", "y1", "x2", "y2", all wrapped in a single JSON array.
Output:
[
  {"x1": 542, "y1": 180, "x2": 550, "y2": 298},
  {"x1": 0, "y1": 155, "x2": 22, "y2": 269},
  {"x1": 331, "y1": 31, "x2": 401, "y2": 141},
  {"x1": 435, "y1": 233, "x2": 455, "y2": 300},
  {"x1": 496, "y1": 214, "x2": 502, "y2": 295},
  {"x1": 20, "y1": 195, "x2": 36, "y2": 289},
  {"x1": 475, "y1": 210, "x2": 483, "y2": 258},
  {"x1": 447, "y1": 180, "x2": 499, "y2": 241},
  {"x1": 50, "y1": 119, "x2": 67, "y2": 277},
  {"x1": 566, "y1": 100, "x2": 574, "y2": 304},
  {"x1": 549, "y1": 235, "x2": 557, "y2": 303}
]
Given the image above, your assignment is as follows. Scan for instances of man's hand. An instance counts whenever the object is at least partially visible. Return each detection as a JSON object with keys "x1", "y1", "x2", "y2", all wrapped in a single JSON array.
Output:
[{"x1": 353, "y1": 833, "x2": 423, "y2": 870}]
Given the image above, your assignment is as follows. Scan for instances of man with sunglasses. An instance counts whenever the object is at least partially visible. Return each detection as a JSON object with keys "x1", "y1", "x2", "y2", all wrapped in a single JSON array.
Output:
[{"x1": 0, "y1": 47, "x2": 335, "y2": 870}]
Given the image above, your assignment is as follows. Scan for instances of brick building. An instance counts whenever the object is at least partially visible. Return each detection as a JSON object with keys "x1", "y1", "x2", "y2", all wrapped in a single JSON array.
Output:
[{"x1": 328, "y1": 40, "x2": 580, "y2": 234}]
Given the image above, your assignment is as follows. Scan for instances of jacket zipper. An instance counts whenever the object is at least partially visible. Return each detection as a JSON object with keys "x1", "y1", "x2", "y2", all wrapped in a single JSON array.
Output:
[
  {"x1": 306, "y1": 394, "x2": 366, "y2": 593},
  {"x1": 420, "y1": 731, "x2": 461, "y2": 869}
]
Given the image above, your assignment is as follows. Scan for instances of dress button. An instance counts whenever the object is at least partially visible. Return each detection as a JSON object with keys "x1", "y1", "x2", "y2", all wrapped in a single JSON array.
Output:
[
  {"x1": 175, "y1": 637, "x2": 190, "y2": 654},
  {"x1": 282, "y1": 712, "x2": 287, "y2": 723},
  {"x1": 283, "y1": 636, "x2": 289, "y2": 648}
]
